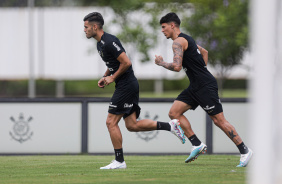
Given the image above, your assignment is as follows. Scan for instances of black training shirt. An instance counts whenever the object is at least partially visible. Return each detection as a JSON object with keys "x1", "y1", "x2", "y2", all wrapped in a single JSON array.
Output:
[
  {"x1": 97, "y1": 32, "x2": 136, "y2": 84},
  {"x1": 178, "y1": 33, "x2": 217, "y2": 91}
]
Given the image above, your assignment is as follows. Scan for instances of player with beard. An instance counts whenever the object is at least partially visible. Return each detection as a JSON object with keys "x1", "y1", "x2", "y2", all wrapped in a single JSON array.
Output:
[{"x1": 84, "y1": 12, "x2": 186, "y2": 169}]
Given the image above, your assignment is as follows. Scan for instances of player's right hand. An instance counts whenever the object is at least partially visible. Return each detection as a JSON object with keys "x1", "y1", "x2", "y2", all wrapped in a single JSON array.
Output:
[
  {"x1": 98, "y1": 77, "x2": 105, "y2": 88},
  {"x1": 155, "y1": 55, "x2": 164, "y2": 66}
]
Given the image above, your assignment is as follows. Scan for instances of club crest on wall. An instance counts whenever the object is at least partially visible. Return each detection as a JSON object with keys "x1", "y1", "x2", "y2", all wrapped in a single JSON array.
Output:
[
  {"x1": 9, "y1": 113, "x2": 33, "y2": 143},
  {"x1": 136, "y1": 111, "x2": 159, "y2": 142}
]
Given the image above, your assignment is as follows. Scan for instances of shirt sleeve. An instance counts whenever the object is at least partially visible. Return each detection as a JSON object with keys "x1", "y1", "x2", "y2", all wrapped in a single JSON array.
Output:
[{"x1": 106, "y1": 40, "x2": 125, "y2": 59}]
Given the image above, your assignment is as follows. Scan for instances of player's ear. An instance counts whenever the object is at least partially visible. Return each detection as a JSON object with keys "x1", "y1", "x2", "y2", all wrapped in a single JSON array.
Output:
[
  {"x1": 170, "y1": 22, "x2": 175, "y2": 29},
  {"x1": 93, "y1": 24, "x2": 97, "y2": 31}
]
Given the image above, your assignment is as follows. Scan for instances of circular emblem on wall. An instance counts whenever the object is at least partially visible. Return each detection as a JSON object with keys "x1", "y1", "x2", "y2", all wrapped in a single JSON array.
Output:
[
  {"x1": 9, "y1": 113, "x2": 33, "y2": 143},
  {"x1": 136, "y1": 111, "x2": 159, "y2": 142}
]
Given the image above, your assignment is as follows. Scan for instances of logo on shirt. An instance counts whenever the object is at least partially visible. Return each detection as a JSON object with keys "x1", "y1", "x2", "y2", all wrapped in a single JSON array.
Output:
[
  {"x1": 113, "y1": 42, "x2": 121, "y2": 51},
  {"x1": 101, "y1": 40, "x2": 105, "y2": 45},
  {"x1": 98, "y1": 50, "x2": 104, "y2": 57},
  {"x1": 197, "y1": 48, "x2": 200, "y2": 54},
  {"x1": 183, "y1": 67, "x2": 187, "y2": 72}
]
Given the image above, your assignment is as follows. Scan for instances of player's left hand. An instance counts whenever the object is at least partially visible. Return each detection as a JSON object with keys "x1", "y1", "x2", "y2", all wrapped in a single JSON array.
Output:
[
  {"x1": 104, "y1": 76, "x2": 114, "y2": 86},
  {"x1": 98, "y1": 77, "x2": 105, "y2": 88}
]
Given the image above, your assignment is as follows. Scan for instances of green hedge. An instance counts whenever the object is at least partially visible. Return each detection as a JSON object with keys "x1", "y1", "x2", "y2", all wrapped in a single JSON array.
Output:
[{"x1": 0, "y1": 78, "x2": 247, "y2": 97}]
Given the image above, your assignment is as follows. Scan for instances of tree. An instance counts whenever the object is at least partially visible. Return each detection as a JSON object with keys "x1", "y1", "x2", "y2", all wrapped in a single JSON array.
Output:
[
  {"x1": 181, "y1": 0, "x2": 249, "y2": 95},
  {"x1": 79, "y1": 0, "x2": 155, "y2": 62},
  {"x1": 78, "y1": 0, "x2": 191, "y2": 62},
  {"x1": 78, "y1": 0, "x2": 249, "y2": 95}
]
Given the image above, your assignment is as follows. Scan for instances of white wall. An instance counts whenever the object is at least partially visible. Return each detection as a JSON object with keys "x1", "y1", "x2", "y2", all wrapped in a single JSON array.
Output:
[
  {"x1": 0, "y1": 103, "x2": 81, "y2": 153},
  {"x1": 0, "y1": 100, "x2": 249, "y2": 154},
  {"x1": 0, "y1": 7, "x2": 250, "y2": 80},
  {"x1": 0, "y1": 7, "x2": 183, "y2": 80},
  {"x1": 88, "y1": 102, "x2": 206, "y2": 153},
  {"x1": 88, "y1": 102, "x2": 249, "y2": 154}
]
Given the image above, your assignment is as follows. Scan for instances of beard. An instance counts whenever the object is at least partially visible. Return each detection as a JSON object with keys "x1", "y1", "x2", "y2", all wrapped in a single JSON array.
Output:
[{"x1": 86, "y1": 31, "x2": 96, "y2": 39}]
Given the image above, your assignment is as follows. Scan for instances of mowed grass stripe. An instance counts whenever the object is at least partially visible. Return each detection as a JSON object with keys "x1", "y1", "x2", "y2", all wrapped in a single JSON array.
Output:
[{"x1": 0, "y1": 155, "x2": 247, "y2": 184}]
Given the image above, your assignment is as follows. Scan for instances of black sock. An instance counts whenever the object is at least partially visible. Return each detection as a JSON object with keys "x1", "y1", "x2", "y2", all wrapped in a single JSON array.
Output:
[
  {"x1": 188, "y1": 134, "x2": 201, "y2": 146},
  {"x1": 237, "y1": 142, "x2": 249, "y2": 154},
  {"x1": 114, "y1": 148, "x2": 124, "y2": 163},
  {"x1": 157, "y1": 121, "x2": 171, "y2": 131}
]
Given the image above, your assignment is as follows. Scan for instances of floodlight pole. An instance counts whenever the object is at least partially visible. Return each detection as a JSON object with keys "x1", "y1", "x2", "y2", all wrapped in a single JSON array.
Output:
[{"x1": 28, "y1": 0, "x2": 35, "y2": 98}]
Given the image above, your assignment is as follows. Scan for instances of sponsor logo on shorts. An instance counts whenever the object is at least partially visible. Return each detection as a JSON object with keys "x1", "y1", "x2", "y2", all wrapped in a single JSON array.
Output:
[
  {"x1": 109, "y1": 102, "x2": 117, "y2": 108},
  {"x1": 124, "y1": 103, "x2": 133, "y2": 108},
  {"x1": 203, "y1": 105, "x2": 215, "y2": 111}
]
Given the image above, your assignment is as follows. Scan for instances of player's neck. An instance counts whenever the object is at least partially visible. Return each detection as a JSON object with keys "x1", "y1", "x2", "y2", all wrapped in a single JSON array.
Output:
[
  {"x1": 94, "y1": 30, "x2": 104, "y2": 42},
  {"x1": 171, "y1": 29, "x2": 181, "y2": 40}
]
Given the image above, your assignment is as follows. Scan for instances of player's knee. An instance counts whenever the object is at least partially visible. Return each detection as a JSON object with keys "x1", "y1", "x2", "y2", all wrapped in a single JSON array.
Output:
[
  {"x1": 169, "y1": 110, "x2": 179, "y2": 119},
  {"x1": 125, "y1": 124, "x2": 137, "y2": 132},
  {"x1": 106, "y1": 119, "x2": 115, "y2": 129},
  {"x1": 212, "y1": 119, "x2": 220, "y2": 127},
  {"x1": 210, "y1": 113, "x2": 227, "y2": 127}
]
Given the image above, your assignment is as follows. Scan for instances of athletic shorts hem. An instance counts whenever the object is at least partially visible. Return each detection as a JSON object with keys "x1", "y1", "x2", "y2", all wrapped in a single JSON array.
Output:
[
  {"x1": 174, "y1": 99, "x2": 197, "y2": 110},
  {"x1": 206, "y1": 109, "x2": 223, "y2": 116},
  {"x1": 108, "y1": 103, "x2": 141, "y2": 119}
]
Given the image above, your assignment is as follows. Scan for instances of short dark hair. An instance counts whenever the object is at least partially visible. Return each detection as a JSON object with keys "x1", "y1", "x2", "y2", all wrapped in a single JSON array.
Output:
[
  {"x1": 160, "y1": 12, "x2": 181, "y2": 27},
  {"x1": 83, "y1": 12, "x2": 104, "y2": 29}
]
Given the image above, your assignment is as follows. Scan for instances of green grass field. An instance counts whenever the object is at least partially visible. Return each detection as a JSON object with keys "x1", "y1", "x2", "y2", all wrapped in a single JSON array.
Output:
[
  {"x1": 139, "y1": 89, "x2": 248, "y2": 98},
  {"x1": 91, "y1": 89, "x2": 248, "y2": 98},
  {"x1": 0, "y1": 155, "x2": 247, "y2": 184}
]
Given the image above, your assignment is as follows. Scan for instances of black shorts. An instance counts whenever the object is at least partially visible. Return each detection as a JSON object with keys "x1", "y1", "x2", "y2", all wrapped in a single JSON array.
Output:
[
  {"x1": 108, "y1": 79, "x2": 141, "y2": 119},
  {"x1": 176, "y1": 84, "x2": 223, "y2": 116}
]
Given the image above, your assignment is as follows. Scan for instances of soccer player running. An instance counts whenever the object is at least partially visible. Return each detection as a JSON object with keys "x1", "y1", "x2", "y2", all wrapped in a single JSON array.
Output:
[
  {"x1": 83, "y1": 12, "x2": 185, "y2": 169},
  {"x1": 155, "y1": 12, "x2": 253, "y2": 167}
]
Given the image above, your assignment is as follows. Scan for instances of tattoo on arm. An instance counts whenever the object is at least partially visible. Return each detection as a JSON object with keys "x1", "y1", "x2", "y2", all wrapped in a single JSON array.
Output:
[
  {"x1": 160, "y1": 42, "x2": 183, "y2": 71},
  {"x1": 172, "y1": 42, "x2": 183, "y2": 69},
  {"x1": 162, "y1": 63, "x2": 174, "y2": 71}
]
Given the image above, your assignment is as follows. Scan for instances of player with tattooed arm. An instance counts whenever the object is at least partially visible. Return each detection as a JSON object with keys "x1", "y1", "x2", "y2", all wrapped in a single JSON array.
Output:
[{"x1": 155, "y1": 12, "x2": 253, "y2": 167}]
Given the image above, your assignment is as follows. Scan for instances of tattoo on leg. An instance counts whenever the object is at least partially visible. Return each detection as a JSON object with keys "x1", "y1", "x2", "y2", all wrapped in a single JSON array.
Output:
[{"x1": 228, "y1": 130, "x2": 237, "y2": 140}]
